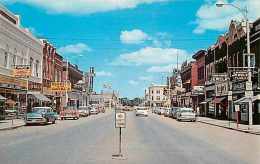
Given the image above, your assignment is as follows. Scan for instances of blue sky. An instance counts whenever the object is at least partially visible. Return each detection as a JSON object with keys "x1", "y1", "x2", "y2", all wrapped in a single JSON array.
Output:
[{"x1": 2, "y1": 0, "x2": 258, "y2": 98}]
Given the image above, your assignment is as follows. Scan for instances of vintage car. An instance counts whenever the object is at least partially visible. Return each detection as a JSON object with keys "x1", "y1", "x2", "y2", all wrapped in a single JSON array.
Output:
[{"x1": 25, "y1": 107, "x2": 56, "y2": 125}]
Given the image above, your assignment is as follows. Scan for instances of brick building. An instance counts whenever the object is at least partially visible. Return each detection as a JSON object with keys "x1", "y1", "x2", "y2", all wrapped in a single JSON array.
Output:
[
  {"x1": 191, "y1": 50, "x2": 206, "y2": 115},
  {"x1": 62, "y1": 61, "x2": 83, "y2": 108}
]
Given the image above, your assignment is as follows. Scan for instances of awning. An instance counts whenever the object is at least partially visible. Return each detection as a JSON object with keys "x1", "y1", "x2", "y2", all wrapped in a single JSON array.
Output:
[
  {"x1": 234, "y1": 95, "x2": 260, "y2": 104},
  {"x1": 31, "y1": 93, "x2": 51, "y2": 102},
  {"x1": 214, "y1": 97, "x2": 226, "y2": 104},
  {"x1": 200, "y1": 98, "x2": 212, "y2": 104},
  {"x1": 0, "y1": 95, "x2": 6, "y2": 101}
]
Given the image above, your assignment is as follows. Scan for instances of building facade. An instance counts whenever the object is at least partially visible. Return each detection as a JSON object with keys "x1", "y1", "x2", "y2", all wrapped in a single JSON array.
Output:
[
  {"x1": 41, "y1": 39, "x2": 64, "y2": 112},
  {"x1": 148, "y1": 85, "x2": 167, "y2": 107},
  {"x1": 62, "y1": 61, "x2": 83, "y2": 108},
  {"x1": 191, "y1": 50, "x2": 206, "y2": 115},
  {"x1": 179, "y1": 61, "x2": 194, "y2": 107},
  {"x1": 0, "y1": 5, "x2": 43, "y2": 114}
]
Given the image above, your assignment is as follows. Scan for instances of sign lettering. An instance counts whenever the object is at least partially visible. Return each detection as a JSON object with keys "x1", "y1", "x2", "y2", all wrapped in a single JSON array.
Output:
[{"x1": 115, "y1": 112, "x2": 126, "y2": 128}]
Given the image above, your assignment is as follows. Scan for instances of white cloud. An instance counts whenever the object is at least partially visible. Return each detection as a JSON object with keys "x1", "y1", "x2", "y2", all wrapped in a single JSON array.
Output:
[
  {"x1": 96, "y1": 71, "x2": 112, "y2": 77},
  {"x1": 151, "y1": 32, "x2": 172, "y2": 48},
  {"x1": 129, "y1": 80, "x2": 139, "y2": 86},
  {"x1": 194, "y1": 0, "x2": 260, "y2": 34},
  {"x1": 138, "y1": 76, "x2": 153, "y2": 81},
  {"x1": 58, "y1": 43, "x2": 91, "y2": 56},
  {"x1": 146, "y1": 64, "x2": 176, "y2": 73},
  {"x1": 120, "y1": 29, "x2": 150, "y2": 44},
  {"x1": 3, "y1": 0, "x2": 169, "y2": 14},
  {"x1": 112, "y1": 47, "x2": 188, "y2": 66}
]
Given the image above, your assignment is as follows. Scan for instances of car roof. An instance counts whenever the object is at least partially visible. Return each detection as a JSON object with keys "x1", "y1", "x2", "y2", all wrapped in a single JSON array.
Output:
[
  {"x1": 33, "y1": 107, "x2": 51, "y2": 109},
  {"x1": 180, "y1": 107, "x2": 193, "y2": 110}
]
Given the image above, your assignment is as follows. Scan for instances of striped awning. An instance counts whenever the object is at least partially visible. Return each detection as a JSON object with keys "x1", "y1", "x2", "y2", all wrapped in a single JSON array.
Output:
[{"x1": 30, "y1": 93, "x2": 51, "y2": 102}]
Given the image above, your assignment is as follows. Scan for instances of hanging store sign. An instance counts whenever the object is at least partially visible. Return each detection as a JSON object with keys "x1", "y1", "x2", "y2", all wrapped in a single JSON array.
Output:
[
  {"x1": 232, "y1": 81, "x2": 246, "y2": 91},
  {"x1": 50, "y1": 82, "x2": 71, "y2": 92},
  {"x1": 216, "y1": 82, "x2": 228, "y2": 97},
  {"x1": 12, "y1": 65, "x2": 31, "y2": 78},
  {"x1": 0, "y1": 74, "x2": 27, "y2": 89},
  {"x1": 231, "y1": 71, "x2": 248, "y2": 81}
]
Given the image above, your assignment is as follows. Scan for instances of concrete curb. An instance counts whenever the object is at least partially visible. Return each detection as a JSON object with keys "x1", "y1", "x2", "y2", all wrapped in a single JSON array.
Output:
[
  {"x1": 0, "y1": 124, "x2": 25, "y2": 131},
  {"x1": 198, "y1": 120, "x2": 260, "y2": 135}
]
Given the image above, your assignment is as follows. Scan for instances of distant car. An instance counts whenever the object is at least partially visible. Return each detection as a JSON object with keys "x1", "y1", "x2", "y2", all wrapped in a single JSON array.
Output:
[
  {"x1": 25, "y1": 107, "x2": 56, "y2": 125},
  {"x1": 136, "y1": 107, "x2": 148, "y2": 117},
  {"x1": 153, "y1": 107, "x2": 160, "y2": 114},
  {"x1": 170, "y1": 107, "x2": 180, "y2": 119},
  {"x1": 164, "y1": 108, "x2": 171, "y2": 117},
  {"x1": 159, "y1": 108, "x2": 165, "y2": 115},
  {"x1": 78, "y1": 106, "x2": 90, "y2": 117},
  {"x1": 176, "y1": 108, "x2": 196, "y2": 122},
  {"x1": 100, "y1": 106, "x2": 106, "y2": 113},
  {"x1": 90, "y1": 107, "x2": 98, "y2": 115}
]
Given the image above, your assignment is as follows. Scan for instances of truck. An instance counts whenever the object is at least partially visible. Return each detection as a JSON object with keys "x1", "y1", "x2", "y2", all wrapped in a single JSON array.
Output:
[{"x1": 60, "y1": 106, "x2": 79, "y2": 120}]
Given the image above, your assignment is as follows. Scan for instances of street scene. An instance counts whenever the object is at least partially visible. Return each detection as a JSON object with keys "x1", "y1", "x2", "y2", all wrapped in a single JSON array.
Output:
[
  {"x1": 1, "y1": 0, "x2": 260, "y2": 164},
  {"x1": 1, "y1": 110, "x2": 260, "y2": 164}
]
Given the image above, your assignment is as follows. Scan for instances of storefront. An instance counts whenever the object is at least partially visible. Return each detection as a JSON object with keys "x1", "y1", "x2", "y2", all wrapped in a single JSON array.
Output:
[
  {"x1": 0, "y1": 74, "x2": 27, "y2": 118},
  {"x1": 0, "y1": 95, "x2": 6, "y2": 120},
  {"x1": 205, "y1": 82, "x2": 215, "y2": 117},
  {"x1": 191, "y1": 86, "x2": 205, "y2": 114},
  {"x1": 214, "y1": 81, "x2": 228, "y2": 119}
]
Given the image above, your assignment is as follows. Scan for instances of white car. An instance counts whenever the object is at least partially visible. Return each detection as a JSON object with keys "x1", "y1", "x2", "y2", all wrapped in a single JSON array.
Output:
[
  {"x1": 177, "y1": 108, "x2": 196, "y2": 122},
  {"x1": 78, "y1": 106, "x2": 90, "y2": 117},
  {"x1": 90, "y1": 107, "x2": 98, "y2": 115},
  {"x1": 136, "y1": 107, "x2": 148, "y2": 117},
  {"x1": 159, "y1": 108, "x2": 165, "y2": 115}
]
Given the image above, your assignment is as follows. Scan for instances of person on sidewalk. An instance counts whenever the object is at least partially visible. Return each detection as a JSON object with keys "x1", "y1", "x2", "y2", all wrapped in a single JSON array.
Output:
[{"x1": 196, "y1": 106, "x2": 200, "y2": 117}]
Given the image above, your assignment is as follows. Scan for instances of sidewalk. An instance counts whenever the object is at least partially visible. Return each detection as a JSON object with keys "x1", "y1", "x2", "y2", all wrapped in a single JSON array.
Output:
[
  {"x1": 197, "y1": 117, "x2": 260, "y2": 135},
  {"x1": 0, "y1": 119, "x2": 25, "y2": 131}
]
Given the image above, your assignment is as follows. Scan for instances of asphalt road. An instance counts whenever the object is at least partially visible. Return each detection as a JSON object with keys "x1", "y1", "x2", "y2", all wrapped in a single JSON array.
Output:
[{"x1": 0, "y1": 110, "x2": 259, "y2": 164}]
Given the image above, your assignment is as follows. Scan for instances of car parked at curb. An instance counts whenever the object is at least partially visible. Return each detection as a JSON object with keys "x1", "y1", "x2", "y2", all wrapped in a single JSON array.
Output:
[
  {"x1": 164, "y1": 108, "x2": 171, "y2": 117},
  {"x1": 78, "y1": 106, "x2": 90, "y2": 117},
  {"x1": 159, "y1": 107, "x2": 165, "y2": 115},
  {"x1": 90, "y1": 106, "x2": 99, "y2": 115},
  {"x1": 170, "y1": 107, "x2": 180, "y2": 119},
  {"x1": 176, "y1": 108, "x2": 196, "y2": 122},
  {"x1": 25, "y1": 107, "x2": 56, "y2": 125}
]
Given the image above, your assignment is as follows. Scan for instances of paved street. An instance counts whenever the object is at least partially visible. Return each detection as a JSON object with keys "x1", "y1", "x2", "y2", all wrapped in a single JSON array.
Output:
[{"x1": 0, "y1": 111, "x2": 259, "y2": 164}]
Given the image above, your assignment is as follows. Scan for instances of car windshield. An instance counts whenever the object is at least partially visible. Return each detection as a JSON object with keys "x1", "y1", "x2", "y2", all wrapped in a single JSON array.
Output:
[
  {"x1": 137, "y1": 108, "x2": 147, "y2": 110},
  {"x1": 1, "y1": 1, "x2": 259, "y2": 164},
  {"x1": 181, "y1": 109, "x2": 193, "y2": 113},
  {"x1": 32, "y1": 108, "x2": 47, "y2": 114}
]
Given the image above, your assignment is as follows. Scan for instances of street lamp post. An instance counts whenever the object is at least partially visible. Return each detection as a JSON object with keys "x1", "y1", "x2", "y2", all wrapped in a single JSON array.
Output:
[{"x1": 216, "y1": 2, "x2": 254, "y2": 129}]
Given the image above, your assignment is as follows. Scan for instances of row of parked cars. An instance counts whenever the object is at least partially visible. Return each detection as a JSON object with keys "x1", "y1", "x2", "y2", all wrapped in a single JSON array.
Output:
[
  {"x1": 25, "y1": 105, "x2": 105, "y2": 125},
  {"x1": 152, "y1": 107, "x2": 196, "y2": 122}
]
